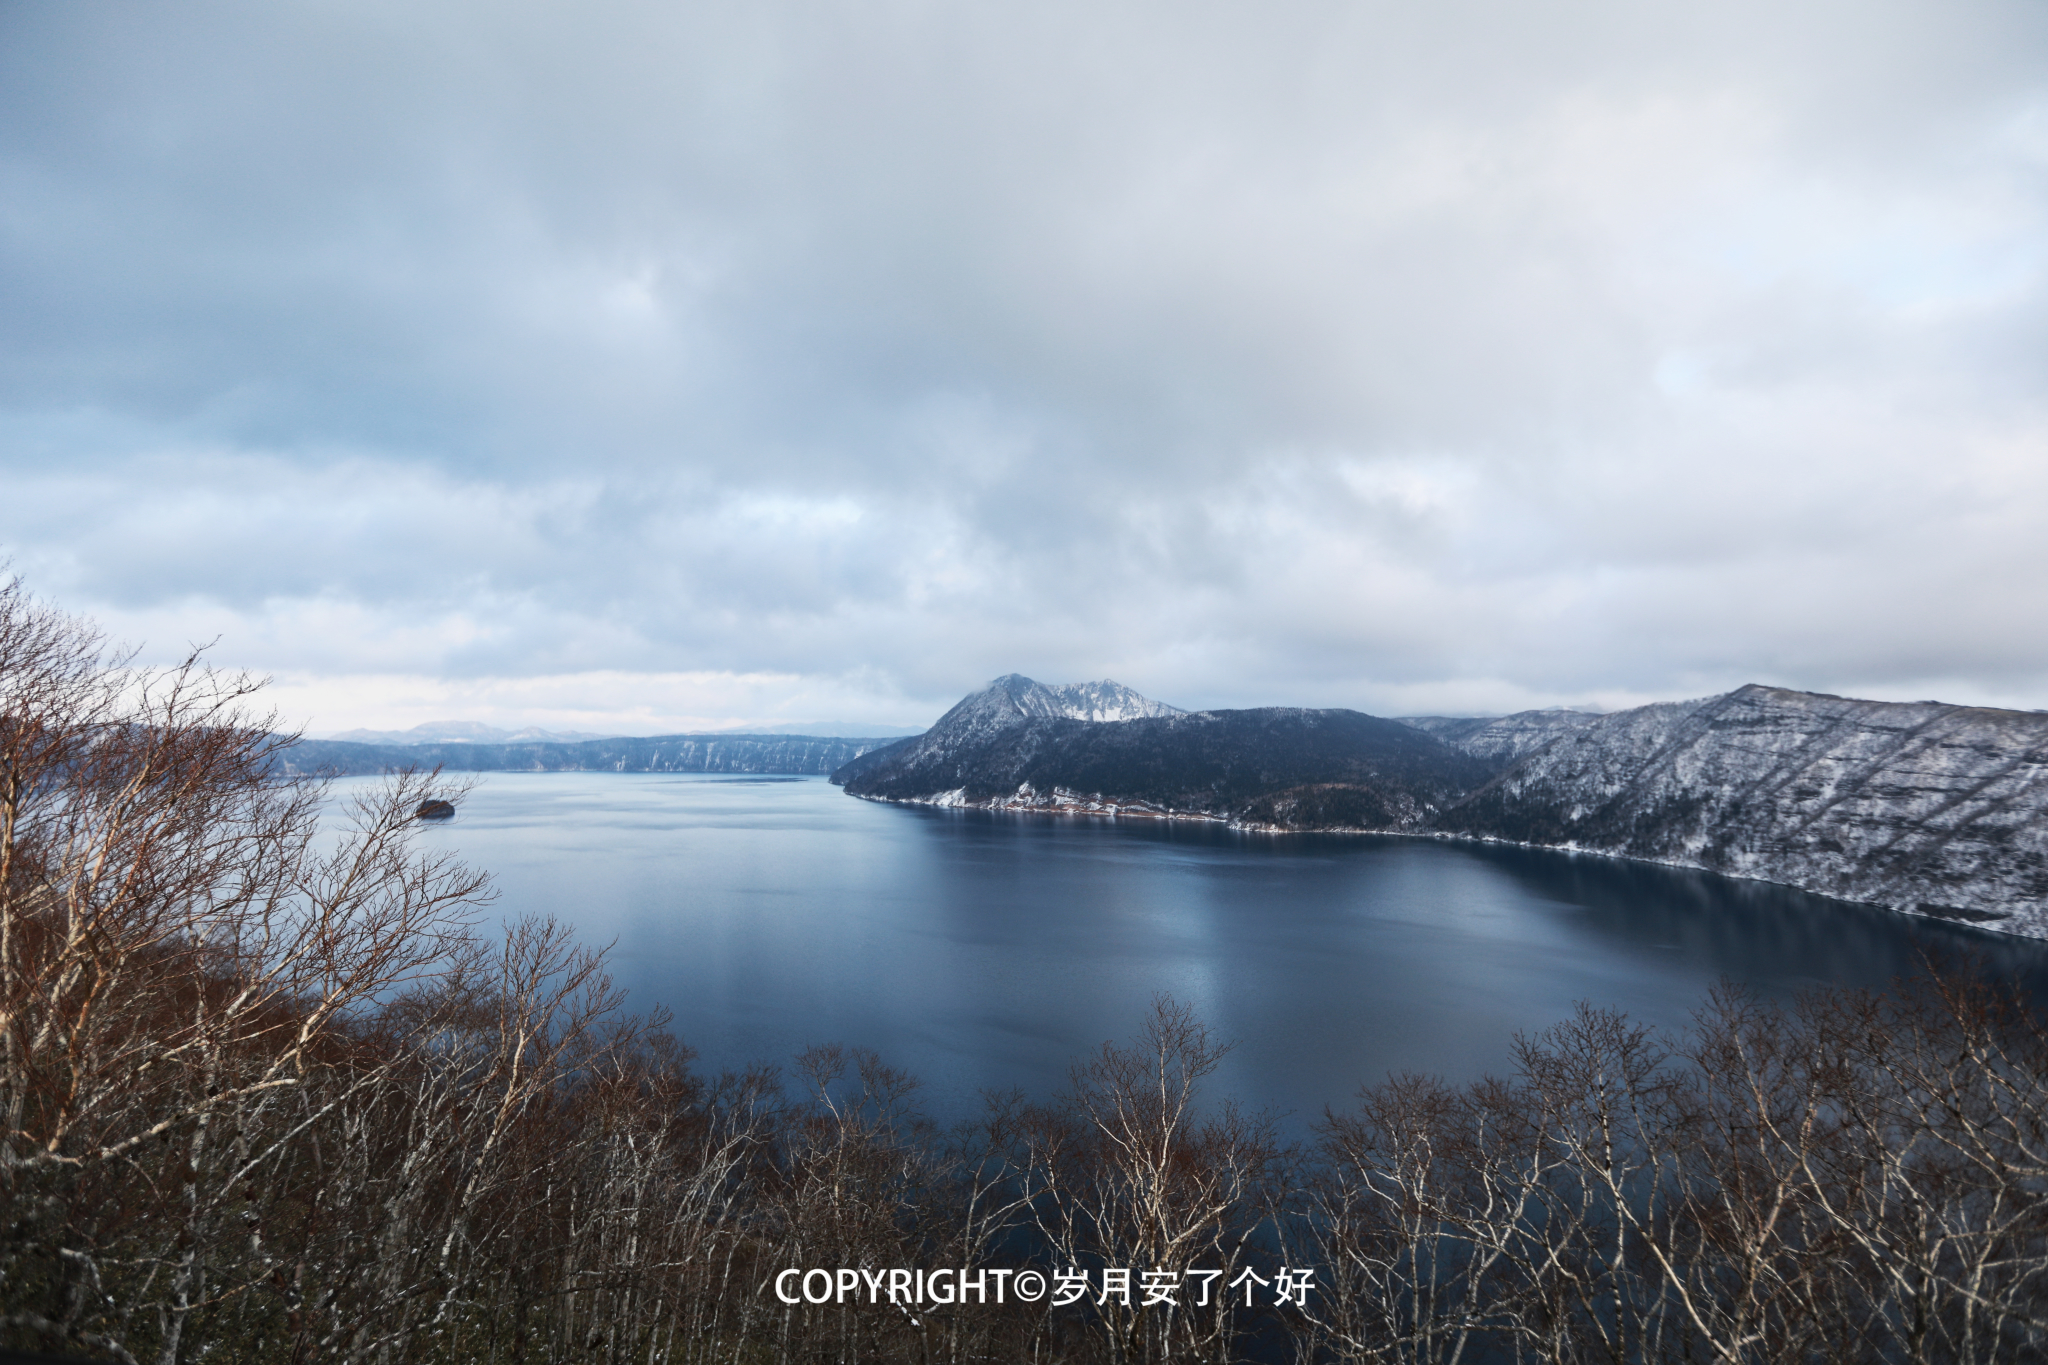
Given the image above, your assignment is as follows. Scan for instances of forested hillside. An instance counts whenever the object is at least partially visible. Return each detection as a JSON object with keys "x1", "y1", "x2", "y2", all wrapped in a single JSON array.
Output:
[{"x1": 837, "y1": 676, "x2": 2048, "y2": 936}]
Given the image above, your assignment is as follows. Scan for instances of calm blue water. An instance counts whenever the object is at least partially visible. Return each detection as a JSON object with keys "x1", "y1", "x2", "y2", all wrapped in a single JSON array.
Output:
[{"x1": 378, "y1": 772, "x2": 2048, "y2": 1124}]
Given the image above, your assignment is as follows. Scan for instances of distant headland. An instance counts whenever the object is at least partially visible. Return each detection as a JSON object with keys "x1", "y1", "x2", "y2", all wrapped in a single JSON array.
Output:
[{"x1": 833, "y1": 675, "x2": 2048, "y2": 940}]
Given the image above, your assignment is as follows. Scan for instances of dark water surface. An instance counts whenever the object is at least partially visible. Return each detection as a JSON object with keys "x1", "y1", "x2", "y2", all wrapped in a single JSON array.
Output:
[{"x1": 381, "y1": 773, "x2": 2048, "y2": 1125}]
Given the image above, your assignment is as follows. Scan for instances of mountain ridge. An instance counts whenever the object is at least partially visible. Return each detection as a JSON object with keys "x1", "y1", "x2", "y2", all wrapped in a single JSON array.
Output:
[
  {"x1": 320, "y1": 721, "x2": 621, "y2": 745},
  {"x1": 319, "y1": 719, "x2": 925, "y2": 744},
  {"x1": 1433, "y1": 683, "x2": 2048, "y2": 934},
  {"x1": 278, "y1": 732, "x2": 892, "y2": 777},
  {"x1": 1397, "y1": 709, "x2": 1607, "y2": 762},
  {"x1": 830, "y1": 676, "x2": 2048, "y2": 938},
  {"x1": 834, "y1": 677, "x2": 1492, "y2": 831}
]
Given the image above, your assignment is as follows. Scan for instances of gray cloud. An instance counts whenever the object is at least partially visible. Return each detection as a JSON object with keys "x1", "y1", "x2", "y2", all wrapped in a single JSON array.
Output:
[{"x1": 3, "y1": 0, "x2": 2045, "y2": 727}]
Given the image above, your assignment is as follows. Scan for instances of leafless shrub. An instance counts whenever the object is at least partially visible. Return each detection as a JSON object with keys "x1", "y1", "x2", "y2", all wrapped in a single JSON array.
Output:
[
  {"x1": 1302, "y1": 978, "x2": 2048, "y2": 1365},
  {"x1": 0, "y1": 580, "x2": 487, "y2": 1363},
  {"x1": 1018, "y1": 994, "x2": 1291, "y2": 1363},
  {"x1": 10, "y1": 579, "x2": 2048, "y2": 1365}
]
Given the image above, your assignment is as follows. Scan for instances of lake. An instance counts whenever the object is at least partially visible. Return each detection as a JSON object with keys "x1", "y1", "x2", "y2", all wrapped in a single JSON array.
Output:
[{"x1": 385, "y1": 772, "x2": 2048, "y2": 1125}]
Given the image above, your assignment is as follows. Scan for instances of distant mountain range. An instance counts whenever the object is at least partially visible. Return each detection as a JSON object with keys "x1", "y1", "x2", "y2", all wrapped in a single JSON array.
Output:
[
  {"x1": 284, "y1": 675, "x2": 2048, "y2": 936},
  {"x1": 833, "y1": 676, "x2": 2048, "y2": 939},
  {"x1": 278, "y1": 732, "x2": 894, "y2": 778},
  {"x1": 317, "y1": 719, "x2": 924, "y2": 745},
  {"x1": 320, "y1": 721, "x2": 621, "y2": 745}
]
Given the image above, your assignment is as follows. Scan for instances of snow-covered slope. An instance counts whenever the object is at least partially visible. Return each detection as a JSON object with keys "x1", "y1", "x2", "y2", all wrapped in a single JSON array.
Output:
[
  {"x1": 833, "y1": 702, "x2": 1491, "y2": 826},
  {"x1": 835, "y1": 676, "x2": 2048, "y2": 938},
  {"x1": 854, "y1": 675, "x2": 1182, "y2": 763},
  {"x1": 1438, "y1": 685, "x2": 2048, "y2": 935},
  {"x1": 1401, "y1": 709, "x2": 1606, "y2": 763},
  {"x1": 952, "y1": 674, "x2": 1183, "y2": 727},
  {"x1": 835, "y1": 673, "x2": 1480, "y2": 821}
]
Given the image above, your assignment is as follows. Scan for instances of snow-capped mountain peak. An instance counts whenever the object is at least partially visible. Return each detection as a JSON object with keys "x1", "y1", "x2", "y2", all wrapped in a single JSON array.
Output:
[
  {"x1": 876, "y1": 675, "x2": 1186, "y2": 757},
  {"x1": 977, "y1": 674, "x2": 1184, "y2": 724}
]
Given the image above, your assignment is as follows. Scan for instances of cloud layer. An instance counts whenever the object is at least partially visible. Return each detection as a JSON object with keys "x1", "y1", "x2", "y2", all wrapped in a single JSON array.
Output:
[{"x1": 4, "y1": 0, "x2": 2044, "y2": 729}]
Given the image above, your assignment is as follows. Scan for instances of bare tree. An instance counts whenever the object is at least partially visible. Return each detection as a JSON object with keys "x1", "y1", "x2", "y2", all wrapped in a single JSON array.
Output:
[
  {"x1": 1018, "y1": 994, "x2": 1288, "y2": 1364},
  {"x1": 0, "y1": 580, "x2": 487, "y2": 1363},
  {"x1": 1787, "y1": 975, "x2": 2048, "y2": 1363},
  {"x1": 13, "y1": 578, "x2": 2048, "y2": 1365}
]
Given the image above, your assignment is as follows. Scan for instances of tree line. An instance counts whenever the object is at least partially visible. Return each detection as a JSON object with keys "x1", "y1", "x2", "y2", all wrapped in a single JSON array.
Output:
[{"x1": 3, "y1": 581, "x2": 2045, "y2": 1364}]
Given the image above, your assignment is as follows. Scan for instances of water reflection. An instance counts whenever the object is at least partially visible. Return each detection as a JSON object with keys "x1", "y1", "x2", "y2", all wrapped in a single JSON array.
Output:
[{"x1": 385, "y1": 774, "x2": 2048, "y2": 1128}]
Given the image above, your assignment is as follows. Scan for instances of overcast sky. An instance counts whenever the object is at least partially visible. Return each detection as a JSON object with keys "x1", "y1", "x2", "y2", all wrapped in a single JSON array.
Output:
[{"x1": 3, "y1": 0, "x2": 2044, "y2": 733}]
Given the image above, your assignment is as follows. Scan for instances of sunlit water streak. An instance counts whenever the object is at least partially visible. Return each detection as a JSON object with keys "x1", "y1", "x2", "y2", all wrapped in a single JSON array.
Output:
[{"x1": 348, "y1": 772, "x2": 2048, "y2": 1126}]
